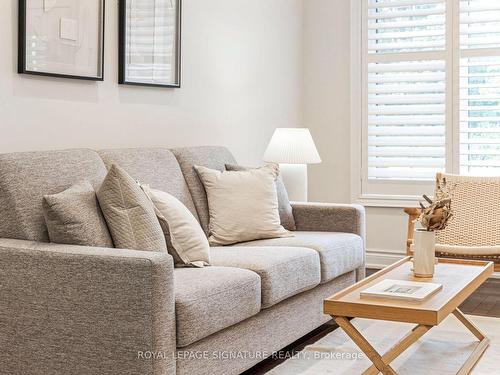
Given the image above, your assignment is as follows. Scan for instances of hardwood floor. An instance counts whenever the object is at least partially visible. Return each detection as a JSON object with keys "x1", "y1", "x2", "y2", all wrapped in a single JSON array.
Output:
[
  {"x1": 241, "y1": 320, "x2": 340, "y2": 375},
  {"x1": 459, "y1": 276, "x2": 500, "y2": 318},
  {"x1": 242, "y1": 268, "x2": 500, "y2": 375}
]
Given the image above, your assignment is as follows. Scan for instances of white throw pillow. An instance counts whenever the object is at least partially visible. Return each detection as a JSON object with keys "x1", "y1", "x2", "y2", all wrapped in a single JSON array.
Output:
[
  {"x1": 194, "y1": 164, "x2": 292, "y2": 245},
  {"x1": 141, "y1": 185, "x2": 210, "y2": 267}
]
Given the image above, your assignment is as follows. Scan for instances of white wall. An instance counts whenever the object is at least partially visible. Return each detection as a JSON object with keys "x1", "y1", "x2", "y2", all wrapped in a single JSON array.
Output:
[
  {"x1": 303, "y1": 0, "x2": 351, "y2": 204},
  {"x1": 0, "y1": 0, "x2": 303, "y2": 166},
  {"x1": 1, "y1": 0, "x2": 407, "y2": 265},
  {"x1": 303, "y1": 0, "x2": 408, "y2": 267}
]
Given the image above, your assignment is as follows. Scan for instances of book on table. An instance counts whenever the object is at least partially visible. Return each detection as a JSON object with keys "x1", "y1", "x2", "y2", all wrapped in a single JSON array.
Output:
[{"x1": 360, "y1": 279, "x2": 443, "y2": 302}]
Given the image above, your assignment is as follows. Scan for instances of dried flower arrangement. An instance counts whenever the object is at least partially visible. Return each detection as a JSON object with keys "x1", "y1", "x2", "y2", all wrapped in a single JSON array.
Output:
[{"x1": 417, "y1": 176, "x2": 453, "y2": 232}]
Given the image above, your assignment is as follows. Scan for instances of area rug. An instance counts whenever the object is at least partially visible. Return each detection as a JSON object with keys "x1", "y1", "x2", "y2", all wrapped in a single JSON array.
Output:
[{"x1": 267, "y1": 315, "x2": 500, "y2": 374}]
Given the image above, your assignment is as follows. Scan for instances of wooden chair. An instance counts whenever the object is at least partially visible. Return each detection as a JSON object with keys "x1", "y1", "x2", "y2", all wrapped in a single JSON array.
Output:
[{"x1": 405, "y1": 173, "x2": 500, "y2": 272}]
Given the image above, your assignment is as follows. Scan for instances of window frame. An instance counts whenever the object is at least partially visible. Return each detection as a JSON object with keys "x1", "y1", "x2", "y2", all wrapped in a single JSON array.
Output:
[{"x1": 351, "y1": 0, "x2": 464, "y2": 207}]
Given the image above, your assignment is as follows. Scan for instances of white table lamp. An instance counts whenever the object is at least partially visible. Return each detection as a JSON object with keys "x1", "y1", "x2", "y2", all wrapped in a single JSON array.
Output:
[{"x1": 263, "y1": 128, "x2": 321, "y2": 201}]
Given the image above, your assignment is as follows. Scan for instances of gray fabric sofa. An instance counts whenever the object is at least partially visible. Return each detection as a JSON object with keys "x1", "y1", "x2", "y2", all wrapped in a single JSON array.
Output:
[{"x1": 0, "y1": 146, "x2": 365, "y2": 375}]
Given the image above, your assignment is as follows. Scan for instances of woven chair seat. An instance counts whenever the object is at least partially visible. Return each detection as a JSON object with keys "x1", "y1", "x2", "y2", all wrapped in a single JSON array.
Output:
[
  {"x1": 436, "y1": 252, "x2": 500, "y2": 266},
  {"x1": 410, "y1": 243, "x2": 500, "y2": 256},
  {"x1": 409, "y1": 244, "x2": 500, "y2": 266},
  {"x1": 435, "y1": 244, "x2": 500, "y2": 256}
]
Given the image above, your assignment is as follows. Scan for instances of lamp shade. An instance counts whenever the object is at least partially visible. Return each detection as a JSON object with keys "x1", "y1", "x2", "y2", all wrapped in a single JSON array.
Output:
[{"x1": 263, "y1": 128, "x2": 321, "y2": 164}]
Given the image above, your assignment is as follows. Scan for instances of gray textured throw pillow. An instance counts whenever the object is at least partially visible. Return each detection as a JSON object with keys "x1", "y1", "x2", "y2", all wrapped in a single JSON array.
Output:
[
  {"x1": 43, "y1": 181, "x2": 114, "y2": 248},
  {"x1": 97, "y1": 164, "x2": 167, "y2": 252},
  {"x1": 225, "y1": 163, "x2": 296, "y2": 231}
]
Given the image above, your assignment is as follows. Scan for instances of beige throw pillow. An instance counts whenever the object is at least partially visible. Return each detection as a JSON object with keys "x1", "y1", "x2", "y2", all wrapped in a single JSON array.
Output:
[
  {"x1": 43, "y1": 181, "x2": 114, "y2": 248},
  {"x1": 225, "y1": 163, "x2": 296, "y2": 231},
  {"x1": 141, "y1": 185, "x2": 210, "y2": 267},
  {"x1": 194, "y1": 164, "x2": 292, "y2": 245},
  {"x1": 97, "y1": 164, "x2": 167, "y2": 252}
]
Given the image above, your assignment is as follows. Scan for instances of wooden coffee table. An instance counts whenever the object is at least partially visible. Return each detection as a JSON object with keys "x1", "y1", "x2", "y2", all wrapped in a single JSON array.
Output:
[{"x1": 324, "y1": 257, "x2": 494, "y2": 375}]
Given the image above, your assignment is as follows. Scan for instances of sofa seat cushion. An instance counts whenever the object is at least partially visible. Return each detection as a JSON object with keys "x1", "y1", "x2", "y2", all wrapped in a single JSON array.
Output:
[
  {"x1": 210, "y1": 246, "x2": 320, "y2": 308},
  {"x1": 174, "y1": 267, "x2": 261, "y2": 347},
  {"x1": 236, "y1": 231, "x2": 364, "y2": 283}
]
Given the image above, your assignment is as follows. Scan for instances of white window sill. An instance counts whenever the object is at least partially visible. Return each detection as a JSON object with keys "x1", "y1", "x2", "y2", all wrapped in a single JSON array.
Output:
[{"x1": 353, "y1": 194, "x2": 423, "y2": 208}]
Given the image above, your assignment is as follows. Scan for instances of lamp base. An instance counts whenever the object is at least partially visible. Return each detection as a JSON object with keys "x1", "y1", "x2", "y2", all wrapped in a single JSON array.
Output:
[{"x1": 279, "y1": 164, "x2": 308, "y2": 202}]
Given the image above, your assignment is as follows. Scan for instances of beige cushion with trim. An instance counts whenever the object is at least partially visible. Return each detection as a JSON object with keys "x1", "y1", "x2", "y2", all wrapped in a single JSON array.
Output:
[
  {"x1": 225, "y1": 163, "x2": 296, "y2": 231},
  {"x1": 194, "y1": 164, "x2": 291, "y2": 245}
]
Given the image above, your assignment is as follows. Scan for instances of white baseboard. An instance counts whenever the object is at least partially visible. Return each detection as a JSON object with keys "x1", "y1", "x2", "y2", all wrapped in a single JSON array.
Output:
[
  {"x1": 366, "y1": 248, "x2": 500, "y2": 279},
  {"x1": 366, "y1": 248, "x2": 406, "y2": 269}
]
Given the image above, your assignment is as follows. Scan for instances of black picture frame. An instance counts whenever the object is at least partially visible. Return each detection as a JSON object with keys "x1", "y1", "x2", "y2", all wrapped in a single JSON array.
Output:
[
  {"x1": 18, "y1": 0, "x2": 105, "y2": 81},
  {"x1": 119, "y1": 0, "x2": 182, "y2": 88}
]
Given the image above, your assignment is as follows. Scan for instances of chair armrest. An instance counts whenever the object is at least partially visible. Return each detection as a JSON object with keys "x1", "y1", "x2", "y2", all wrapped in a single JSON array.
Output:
[
  {"x1": 0, "y1": 238, "x2": 175, "y2": 375},
  {"x1": 292, "y1": 202, "x2": 366, "y2": 239}
]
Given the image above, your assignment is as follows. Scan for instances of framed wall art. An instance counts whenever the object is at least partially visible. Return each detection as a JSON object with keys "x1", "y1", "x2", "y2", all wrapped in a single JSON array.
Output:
[
  {"x1": 119, "y1": 0, "x2": 181, "y2": 88},
  {"x1": 18, "y1": 0, "x2": 105, "y2": 81}
]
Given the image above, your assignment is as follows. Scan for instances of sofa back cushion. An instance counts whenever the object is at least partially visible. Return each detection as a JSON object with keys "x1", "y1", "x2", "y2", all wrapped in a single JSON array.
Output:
[
  {"x1": 171, "y1": 146, "x2": 237, "y2": 235},
  {"x1": 0, "y1": 149, "x2": 108, "y2": 242},
  {"x1": 98, "y1": 148, "x2": 198, "y2": 220}
]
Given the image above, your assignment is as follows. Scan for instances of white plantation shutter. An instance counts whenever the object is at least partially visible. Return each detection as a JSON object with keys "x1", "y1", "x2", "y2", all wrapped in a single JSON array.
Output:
[
  {"x1": 368, "y1": 60, "x2": 446, "y2": 179},
  {"x1": 460, "y1": 0, "x2": 500, "y2": 50},
  {"x1": 367, "y1": 0, "x2": 446, "y2": 54},
  {"x1": 459, "y1": 1, "x2": 500, "y2": 175},
  {"x1": 365, "y1": 0, "x2": 447, "y2": 184}
]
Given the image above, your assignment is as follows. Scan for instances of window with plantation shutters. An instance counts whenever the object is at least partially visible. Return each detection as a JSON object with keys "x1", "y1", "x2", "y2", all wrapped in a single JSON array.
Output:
[{"x1": 354, "y1": 0, "x2": 500, "y2": 205}]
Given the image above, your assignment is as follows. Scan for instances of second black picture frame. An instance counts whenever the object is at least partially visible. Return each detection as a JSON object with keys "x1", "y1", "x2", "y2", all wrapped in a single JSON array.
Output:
[{"x1": 119, "y1": 0, "x2": 182, "y2": 88}]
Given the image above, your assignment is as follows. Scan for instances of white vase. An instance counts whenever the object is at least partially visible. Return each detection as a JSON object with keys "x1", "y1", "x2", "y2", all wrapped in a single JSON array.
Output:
[{"x1": 412, "y1": 229, "x2": 436, "y2": 278}]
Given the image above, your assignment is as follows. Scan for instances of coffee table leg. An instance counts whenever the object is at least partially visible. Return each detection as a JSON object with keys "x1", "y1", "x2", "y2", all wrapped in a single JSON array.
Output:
[
  {"x1": 333, "y1": 316, "x2": 398, "y2": 375},
  {"x1": 334, "y1": 311, "x2": 489, "y2": 375},
  {"x1": 453, "y1": 308, "x2": 485, "y2": 340},
  {"x1": 452, "y1": 309, "x2": 490, "y2": 375},
  {"x1": 362, "y1": 324, "x2": 431, "y2": 375}
]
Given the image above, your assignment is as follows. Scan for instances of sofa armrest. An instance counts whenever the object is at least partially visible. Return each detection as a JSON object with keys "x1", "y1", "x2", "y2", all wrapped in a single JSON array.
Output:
[
  {"x1": 292, "y1": 202, "x2": 366, "y2": 239},
  {"x1": 0, "y1": 238, "x2": 175, "y2": 375},
  {"x1": 292, "y1": 203, "x2": 366, "y2": 280}
]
